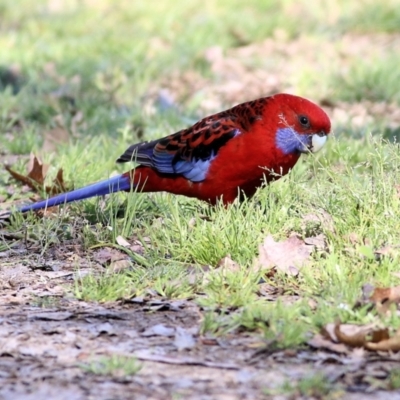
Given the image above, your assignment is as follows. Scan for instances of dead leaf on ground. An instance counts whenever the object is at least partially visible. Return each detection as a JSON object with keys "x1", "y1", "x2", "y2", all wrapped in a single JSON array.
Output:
[
  {"x1": 115, "y1": 235, "x2": 146, "y2": 255},
  {"x1": 320, "y1": 321, "x2": 400, "y2": 353},
  {"x1": 6, "y1": 153, "x2": 49, "y2": 188},
  {"x1": 370, "y1": 284, "x2": 400, "y2": 315},
  {"x1": 5, "y1": 153, "x2": 69, "y2": 197},
  {"x1": 92, "y1": 246, "x2": 130, "y2": 267},
  {"x1": 334, "y1": 321, "x2": 368, "y2": 348},
  {"x1": 357, "y1": 283, "x2": 400, "y2": 315},
  {"x1": 365, "y1": 328, "x2": 400, "y2": 352},
  {"x1": 254, "y1": 235, "x2": 313, "y2": 276},
  {"x1": 308, "y1": 333, "x2": 350, "y2": 354},
  {"x1": 370, "y1": 285, "x2": 400, "y2": 304},
  {"x1": 323, "y1": 322, "x2": 376, "y2": 346}
]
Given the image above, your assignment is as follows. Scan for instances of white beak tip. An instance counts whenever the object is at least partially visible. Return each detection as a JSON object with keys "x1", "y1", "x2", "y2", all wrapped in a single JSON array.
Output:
[{"x1": 310, "y1": 134, "x2": 327, "y2": 153}]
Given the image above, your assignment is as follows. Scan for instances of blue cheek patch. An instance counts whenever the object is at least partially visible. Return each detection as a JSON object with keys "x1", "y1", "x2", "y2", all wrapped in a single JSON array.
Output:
[{"x1": 276, "y1": 128, "x2": 309, "y2": 155}]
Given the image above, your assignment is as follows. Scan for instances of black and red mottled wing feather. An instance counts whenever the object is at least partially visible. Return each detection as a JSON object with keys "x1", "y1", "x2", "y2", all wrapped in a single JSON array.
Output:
[{"x1": 116, "y1": 101, "x2": 264, "y2": 182}]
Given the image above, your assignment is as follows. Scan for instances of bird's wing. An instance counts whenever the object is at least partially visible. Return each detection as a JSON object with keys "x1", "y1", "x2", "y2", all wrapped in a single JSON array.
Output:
[{"x1": 117, "y1": 111, "x2": 255, "y2": 182}]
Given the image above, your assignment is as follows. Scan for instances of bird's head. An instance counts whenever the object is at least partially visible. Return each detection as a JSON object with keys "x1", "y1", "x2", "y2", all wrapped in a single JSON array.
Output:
[{"x1": 272, "y1": 94, "x2": 331, "y2": 155}]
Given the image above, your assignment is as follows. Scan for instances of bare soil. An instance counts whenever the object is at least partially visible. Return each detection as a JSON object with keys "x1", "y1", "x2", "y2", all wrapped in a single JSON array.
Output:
[{"x1": 0, "y1": 244, "x2": 399, "y2": 399}]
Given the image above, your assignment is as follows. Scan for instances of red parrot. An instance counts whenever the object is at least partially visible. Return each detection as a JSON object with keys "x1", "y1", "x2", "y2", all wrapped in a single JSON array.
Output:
[{"x1": 17, "y1": 93, "x2": 331, "y2": 213}]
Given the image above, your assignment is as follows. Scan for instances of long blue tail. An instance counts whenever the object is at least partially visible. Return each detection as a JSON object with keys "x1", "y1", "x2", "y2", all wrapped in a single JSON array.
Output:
[{"x1": 18, "y1": 174, "x2": 132, "y2": 213}]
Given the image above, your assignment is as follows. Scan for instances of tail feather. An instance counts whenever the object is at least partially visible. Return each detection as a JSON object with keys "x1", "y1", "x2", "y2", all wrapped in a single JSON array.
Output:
[{"x1": 18, "y1": 174, "x2": 132, "y2": 213}]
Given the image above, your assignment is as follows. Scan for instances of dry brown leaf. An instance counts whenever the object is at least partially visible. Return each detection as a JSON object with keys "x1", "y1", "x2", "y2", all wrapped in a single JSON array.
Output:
[
  {"x1": 368, "y1": 285, "x2": 400, "y2": 315},
  {"x1": 323, "y1": 322, "x2": 376, "y2": 344},
  {"x1": 254, "y1": 235, "x2": 313, "y2": 276},
  {"x1": 365, "y1": 330, "x2": 400, "y2": 352},
  {"x1": 370, "y1": 328, "x2": 390, "y2": 343},
  {"x1": 370, "y1": 285, "x2": 400, "y2": 304},
  {"x1": 5, "y1": 153, "x2": 48, "y2": 189},
  {"x1": 322, "y1": 321, "x2": 400, "y2": 353},
  {"x1": 46, "y1": 168, "x2": 68, "y2": 195},
  {"x1": 308, "y1": 333, "x2": 350, "y2": 354},
  {"x1": 5, "y1": 153, "x2": 69, "y2": 197},
  {"x1": 92, "y1": 247, "x2": 129, "y2": 267},
  {"x1": 334, "y1": 321, "x2": 366, "y2": 348}
]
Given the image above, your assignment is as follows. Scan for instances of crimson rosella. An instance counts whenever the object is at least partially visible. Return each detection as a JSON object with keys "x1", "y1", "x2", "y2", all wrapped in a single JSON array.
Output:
[{"x1": 17, "y1": 93, "x2": 331, "y2": 212}]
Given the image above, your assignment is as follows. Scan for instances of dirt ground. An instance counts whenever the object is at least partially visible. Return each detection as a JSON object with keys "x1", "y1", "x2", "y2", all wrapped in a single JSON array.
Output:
[{"x1": 0, "y1": 244, "x2": 399, "y2": 400}]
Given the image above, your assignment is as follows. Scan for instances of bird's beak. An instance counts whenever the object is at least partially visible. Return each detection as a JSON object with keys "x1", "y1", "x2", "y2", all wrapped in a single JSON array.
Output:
[{"x1": 306, "y1": 132, "x2": 327, "y2": 153}]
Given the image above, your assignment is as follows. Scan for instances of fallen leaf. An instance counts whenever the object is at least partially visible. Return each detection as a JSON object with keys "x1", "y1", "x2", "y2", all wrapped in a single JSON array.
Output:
[
  {"x1": 5, "y1": 153, "x2": 69, "y2": 197},
  {"x1": 369, "y1": 285, "x2": 400, "y2": 315},
  {"x1": 92, "y1": 247, "x2": 130, "y2": 267},
  {"x1": 334, "y1": 321, "x2": 366, "y2": 348},
  {"x1": 370, "y1": 285, "x2": 400, "y2": 303},
  {"x1": 46, "y1": 168, "x2": 68, "y2": 195},
  {"x1": 254, "y1": 235, "x2": 313, "y2": 276},
  {"x1": 321, "y1": 321, "x2": 400, "y2": 353},
  {"x1": 308, "y1": 333, "x2": 349, "y2": 354},
  {"x1": 5, "y1": 153, "x2": 48, "y2": 189},
  {"x1": 365, "y1": 330, "x2": 400, "y2": 352},
  {"x1": 370, "y1": 328, "x2": 390, "y2": 343}
]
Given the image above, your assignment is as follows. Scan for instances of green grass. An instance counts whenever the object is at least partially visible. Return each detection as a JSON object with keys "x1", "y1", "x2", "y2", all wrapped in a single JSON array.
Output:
[
  {"x1": 331, "y1": 54, "x2": 400, "y2": 103},
  {"x1": 2, "y1": 0, "x2": 400, "y2": 353},
  {"x1": 80, "y1": 354, "x2": 142, "y2": 377},
  {"x1": 273, "y1": 372, "x2": 337, "y2": 398}
]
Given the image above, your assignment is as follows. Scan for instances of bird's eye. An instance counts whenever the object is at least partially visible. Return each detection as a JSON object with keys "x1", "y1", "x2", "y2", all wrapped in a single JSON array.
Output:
[{"x1": 298, "y1": 115, "x2": 310, "y2": 128}]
